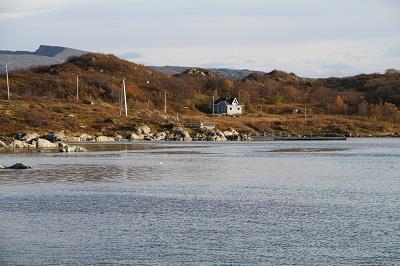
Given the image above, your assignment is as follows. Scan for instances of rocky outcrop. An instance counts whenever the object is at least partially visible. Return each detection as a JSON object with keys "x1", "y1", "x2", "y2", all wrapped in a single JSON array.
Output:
[
  {"x1": 223, "y1": 128, "x2": 252, "y2": 141},
  {"x1": 2, "y1": 125, "x2": 252, "y2": 150},
  {"x1": 15, "y1": 132, "x2": 40, "y2": 142},
  {"x1": 193, "y1": 128, "x2": 227, "y2": 141},
  {"x1": 10, "y1": 139, "x2": 36, "y2": 149},
  {"x1": 181, "y1": 68, "x2": 219, "y2": 77},
  {"x1": 58, "y1": 143, "x2": 87, "y2": 152},
  {"x1": 223, "y1": 128, "x2": 240, "y2": 141},
  {"x1": 42, "y1": 131, "x2": 66, "y2": 142},
  {"x1": 30, "y1": 138, "x2": 58, "y2": 149},
  {"x1": 164, "y1": 127, "x2": 192, "y2": 141},
  {"x1": 175, "y1": 127, "x2": 192, "y2": 141},
  {"x1": 135, "y1": 125, "x2": 151, "y2": 135},
  {"x1": 129, "y1": 125, "x2": 153, "y2": 141}
]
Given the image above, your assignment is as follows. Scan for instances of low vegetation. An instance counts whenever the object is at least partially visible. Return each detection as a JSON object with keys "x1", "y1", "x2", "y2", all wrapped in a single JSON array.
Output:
[{"x1": 0, "y1": 53, "x2": 399, "y2": 137}]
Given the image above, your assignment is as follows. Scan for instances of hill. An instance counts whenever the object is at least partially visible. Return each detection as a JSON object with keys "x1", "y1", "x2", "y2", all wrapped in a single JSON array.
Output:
[
  {"x1": 0, "y1": 52, "x2": 399, "y2": 137},
  {"x1": 0, "y1": 45, "x2": 88, "y2": 73}
]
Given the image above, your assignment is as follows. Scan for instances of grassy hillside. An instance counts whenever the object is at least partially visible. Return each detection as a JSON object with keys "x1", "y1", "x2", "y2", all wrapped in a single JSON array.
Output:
[{"x1": 0, "y1": 53, "x2": 399, "y2": 137}]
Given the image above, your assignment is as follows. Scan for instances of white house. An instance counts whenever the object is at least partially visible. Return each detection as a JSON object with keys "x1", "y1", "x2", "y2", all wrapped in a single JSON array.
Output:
[{"x1": 213, "y1": 97, "x2": 243, "y2": 115}]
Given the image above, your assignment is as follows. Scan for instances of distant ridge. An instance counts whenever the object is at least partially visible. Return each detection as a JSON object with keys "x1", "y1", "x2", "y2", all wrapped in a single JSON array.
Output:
[
  {"x1": 0, "y1": 45, "x2": 88, "y2": 73},
  {"x1": 149, "y1": 65, "x2": 266, "y2": 80}
]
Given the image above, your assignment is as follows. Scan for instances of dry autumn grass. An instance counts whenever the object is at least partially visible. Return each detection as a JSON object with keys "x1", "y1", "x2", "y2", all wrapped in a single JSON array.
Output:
[
  {"x1": 0, "y1": 99, "x2": 398, "y2": 138},
  {"x1": 0, "y1": 53, "x2": 399, "y2": 138}
]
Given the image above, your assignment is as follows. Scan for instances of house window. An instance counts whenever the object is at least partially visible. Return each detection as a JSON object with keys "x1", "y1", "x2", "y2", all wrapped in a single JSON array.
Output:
[
  {"x1": 229, "y1": 107, "x2": 232, "y2": 110},
  {"x1": 237, "y1": 107, "x2": 240, "y2": 111}
]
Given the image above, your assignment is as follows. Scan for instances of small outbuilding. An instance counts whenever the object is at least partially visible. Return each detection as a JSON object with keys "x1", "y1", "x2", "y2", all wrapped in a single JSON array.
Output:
[{"x1": 212, "y1": 97, "x2": 243, "y2": 115}]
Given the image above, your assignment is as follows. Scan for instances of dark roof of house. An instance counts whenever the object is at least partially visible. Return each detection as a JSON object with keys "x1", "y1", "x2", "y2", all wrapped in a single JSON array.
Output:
[{"x1": 214, "y1": 97, "x2": 238, "y2": 105}]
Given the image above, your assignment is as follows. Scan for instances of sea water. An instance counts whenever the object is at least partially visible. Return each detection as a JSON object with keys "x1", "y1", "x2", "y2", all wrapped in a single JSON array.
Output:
[{"x1": 0, "y1": 139, "x2": 399, "y2": 265}]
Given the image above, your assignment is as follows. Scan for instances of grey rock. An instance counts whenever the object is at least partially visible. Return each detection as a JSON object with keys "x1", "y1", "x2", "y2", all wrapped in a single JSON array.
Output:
[
  {"x1": 0, "y1": 140, "x2": 7, "y2": 149},
  {"x1": 114, "y1": 135, "x2": 123, "y2": 141},
  {"x1": 135, "y1": 125, "x2": 151, "y2": 135},
  {"x1": 7, "y1": 163, "x2": 32, "y2": 169},
  {"x1": 10, "y1": 140, "x2": 36, "y2": 149},
  {"x1": 153, "y1": 132, "x2": 166, "y2": 141},
  {"x1": 223, "y1": 128, "x2": 240, "y2": 141},
  {"x1": 79, "y1": 134, "x2": 93, "y2": 141},
  {"x1": 165, "y1": 127, "x2": 192, "y2": 141},
  {"x1": 58, "y1": 143, "x2": 87, "y2": 152},
  {"x1": 129, "y1": 133, "x2": 143, "y2": 140},
  {"x1": 34, "y1": 138, "x2": 58, "y2": 148},
  {"x1": 174, "y1": 127, "x2": 192, "y2": 141},
  {"x1": 15, "y1": 132, "x2": 40, "y2": 142},
  {"x1": 42, "y1": 131, "x2": 66, "y2": 142},
  {"x1": 193, "y1": 128, "x2": 227, "y2": 141}
]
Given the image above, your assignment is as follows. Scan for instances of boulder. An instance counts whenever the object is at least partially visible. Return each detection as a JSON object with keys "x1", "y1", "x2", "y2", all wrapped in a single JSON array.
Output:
[
  {"x1": 131, "y1": 125, "x2": 152, "y2": 141},
  {"x1": 223, "y1": 128, "x2": 240, "y2": 141},
  {"x1": 58, "y1": 143, "x2": 87, "y2": 152},
  {"x1": 164, "y1": 127, "x2": 192, "y2": 141},
  {"x1": 0, "y1": 140, "x2": 7, "y2": 149},
  {"x1": 114, "y1": 135, "x2": 123, "y2": 141},
  {"x1": 129, "y1": 133, "x2": 143, "y2": 140},
  {"x1": 240, "y1": 134, "x2": 253, "y2": 141},
  {"x1": 174, "y1": 127, "x2": 192, "y2": 141},
  {"x1": 202, "y1": 128, "x2": 227, "y2": 141},
  {"x1": 95, "y1": 136, "x2": 115, "y2": 142},
  {"x1": 10, "y1": 140, "x2": 36, "y2": 149},
  {"x1": 42, "y1": 131, "x2": 66, "y2": 142},
  {"x1": 7, "y1": 163, "x2": 32, "y2": 169},
  {"x1": 34, "y1": 138, "x2": 58, "y2": 149},
  {"x1": 135, "y1": 125, "x2": 151, "y2": 135},
  {"x1": 15, "y1": 132, "x2": 39, "y2": 142},
  {"x1": 153, "y1": 132, "x2": 166, "y2": 141},
  {"x1": 79, "y1": 134, "x2": 93, "y2": 141}
]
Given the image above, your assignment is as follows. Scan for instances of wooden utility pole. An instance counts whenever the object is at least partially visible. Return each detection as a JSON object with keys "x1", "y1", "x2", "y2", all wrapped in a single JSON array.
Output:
[
  {"x1": 123, "y1": 78, "x2": 127, "y2": 117},
  {"x1": 164, "y1": 91, "x2": 167, "y2": 114},
  {"x1": 76, "y1": 75, "x2": 79, "y2": 101},
  {"x1": 119, "y1": 79, "x2": 127, "y2": 116},
  {"x1": 119, "y1": 82, "x2": 122, "y2": 116},
  {"x1": 304, "y1": 105, "x2": 307, "y2": 123},
  {"x1": 6, "y1": 64, "x2": 10, "y2": 101},
  {"x1": 212, "y1": 95, "x2": 214, "y2": 115}
]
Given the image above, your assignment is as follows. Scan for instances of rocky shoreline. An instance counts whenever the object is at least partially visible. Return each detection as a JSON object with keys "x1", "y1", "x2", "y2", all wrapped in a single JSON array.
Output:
[{"x1": 0, "y1": 125, "x2": 252, "y2": 153}]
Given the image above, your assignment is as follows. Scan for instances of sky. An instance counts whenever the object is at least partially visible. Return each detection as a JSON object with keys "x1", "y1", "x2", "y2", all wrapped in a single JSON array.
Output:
[{"x1": 0, "y1": 0, "x2": 399, "y2": 77}]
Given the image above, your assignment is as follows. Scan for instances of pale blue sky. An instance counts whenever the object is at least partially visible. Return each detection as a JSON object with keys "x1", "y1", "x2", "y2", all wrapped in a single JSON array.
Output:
[{"x1": 1, "y1": 0, "x2": 399, "y2": 77}]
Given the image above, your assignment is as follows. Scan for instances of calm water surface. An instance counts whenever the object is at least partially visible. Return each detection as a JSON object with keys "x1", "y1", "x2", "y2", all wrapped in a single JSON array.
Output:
[{"x1": 0, "y1": 139, "x2": 399, "y2": 265}]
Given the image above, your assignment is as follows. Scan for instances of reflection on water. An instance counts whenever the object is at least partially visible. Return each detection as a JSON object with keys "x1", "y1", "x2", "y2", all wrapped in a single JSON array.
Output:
[
  {"x1": 0, "y1": 139, "x2": 400, "y2": 265},
  {"x1": 0, "y1": 165, "x2": 161, "y2": 184}
]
